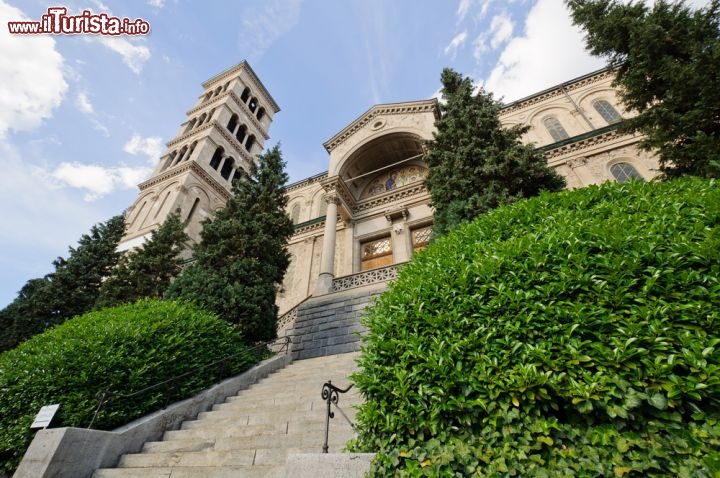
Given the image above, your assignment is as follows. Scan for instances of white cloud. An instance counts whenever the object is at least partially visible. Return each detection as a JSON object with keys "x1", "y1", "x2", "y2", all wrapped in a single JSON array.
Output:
[
  {"x1": 75, "y1": 91, "x2": 94, "y2": 114},
  {"x1": 0, "y1": 1, "x2": 68, "y2": 139},
  {"x1": 46, "y1": 162, "x2": 151, "y2": 201},
  {"x1": 444, "y1": 31, "x2": 468, "y2": 58},
  {"x1": 97, "y1": 37, "x2": 151, "y2": 74},
  {"x1": 123, "y1": 134, "x2": 164, "y2": 163},
  {"x1": 484, "y1": 0, "x2": 604, "y2": 102},
  {"x1": 457, "y1": 0, "x2": 491, "y2": 22},
  {"x1": 148, "y1": 0, "x2": 165, "y2": 7},
  {"x1": 237, "y1": 0, "x2": 302, "y2": 60},
  {"x1": 472, "y1": 12, "x2": 514, "y2": 61},
  {"x1": 489, "y1": 13, "x2": 514, "y2": 49}
]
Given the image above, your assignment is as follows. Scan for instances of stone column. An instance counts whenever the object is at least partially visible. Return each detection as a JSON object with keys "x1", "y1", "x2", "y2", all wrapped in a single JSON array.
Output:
[{"x1": 314, "y1": 193, "x2": 340, "y2": 295}]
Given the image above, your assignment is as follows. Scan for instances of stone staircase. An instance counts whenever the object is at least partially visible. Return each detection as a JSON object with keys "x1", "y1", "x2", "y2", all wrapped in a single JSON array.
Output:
[{"x1": 92, "y1": 352, "x2": 361, "y2": 478}]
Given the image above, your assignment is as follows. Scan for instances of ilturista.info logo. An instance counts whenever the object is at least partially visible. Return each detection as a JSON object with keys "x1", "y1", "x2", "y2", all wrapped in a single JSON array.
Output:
[{"x1": 8, "y1": 7, "x2": 150, "y2": 35}]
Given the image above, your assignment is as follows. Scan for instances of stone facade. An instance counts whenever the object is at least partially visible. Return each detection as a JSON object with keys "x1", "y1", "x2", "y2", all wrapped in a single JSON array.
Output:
[
  {"x1": 119, "y1": 63, "x2": 659, "y2": 326},
  {"x1": 276, "y1": 67, "x2": 659, "y2": 318}
]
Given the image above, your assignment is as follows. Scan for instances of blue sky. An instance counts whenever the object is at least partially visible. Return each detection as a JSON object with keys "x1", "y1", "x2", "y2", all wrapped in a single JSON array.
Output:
[{"x1": 0, "y1": 0, "x2": 615, "y2": 307}]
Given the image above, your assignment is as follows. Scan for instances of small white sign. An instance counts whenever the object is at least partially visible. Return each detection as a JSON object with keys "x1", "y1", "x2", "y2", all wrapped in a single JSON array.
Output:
[{"x1": 30, "y1": 404, "x2": 60, "y2": 429}]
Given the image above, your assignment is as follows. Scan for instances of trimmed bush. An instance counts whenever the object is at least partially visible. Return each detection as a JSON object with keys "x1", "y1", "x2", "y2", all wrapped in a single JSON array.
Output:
[
  {"x1": 351, "y1": 178, "x2": 720, "y2": 476},
  {"x1": 0, "y1": 299, "x2": 259, "y2": 474}
]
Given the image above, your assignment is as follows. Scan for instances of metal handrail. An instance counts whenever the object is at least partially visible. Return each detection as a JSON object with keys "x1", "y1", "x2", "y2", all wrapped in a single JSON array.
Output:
[
  {"x1": 321, "y1": 380, "x2": 356, "y2": 453},
  {"x1": 87, "y1": 336, "x2": 291, "y2": 429}
]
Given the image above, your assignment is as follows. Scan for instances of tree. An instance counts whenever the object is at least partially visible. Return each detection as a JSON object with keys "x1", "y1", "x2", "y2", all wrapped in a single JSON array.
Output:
[
  {"x1": 566, "y1": 0, "x2": 720, "y2": 178},
  {"x1": 167, "y1": 145, "x2": 294, "y2": 342},
  {"x1": 97, "y1": 214, "x2": 189, "y2": 308},
  {"x1": 424, "y1": 68, "x2": 565, "y2": 236},
  {"x1": 0, "y1": 215, "x2": 125, "y2": 352}
]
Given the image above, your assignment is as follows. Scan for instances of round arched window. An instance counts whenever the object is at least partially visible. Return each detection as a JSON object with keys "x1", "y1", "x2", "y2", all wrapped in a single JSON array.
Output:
[{"x1": 610, "y1": 162, "x2": 644, "y2": 183}]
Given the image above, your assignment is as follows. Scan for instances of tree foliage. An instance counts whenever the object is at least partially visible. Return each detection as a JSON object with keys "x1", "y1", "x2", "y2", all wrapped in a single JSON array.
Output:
[
  {"x1": 424, "y1": 68, "x2": 565, "y2": 236},
  {"x1": 0, "y1": 215, "x2": 125, "y2": 352},
  {"x1": 97, "y1": 213, "x2": 188, "y2": 308},
  {"x1": 0, "y1": 299, "x2": 258, "y2": 475},
  {"x1": 351, "y1": 178, "x2": 720, "y2": 476},
  {"x1": 167, "y1": 145, "x2": 294, "y2": 342},
  {"x1": 567, "y1": 0, "x2": 720, "y2": 178}
]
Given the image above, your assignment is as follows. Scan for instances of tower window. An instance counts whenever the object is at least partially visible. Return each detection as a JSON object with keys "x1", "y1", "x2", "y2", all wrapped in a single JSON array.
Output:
[
  {"x1": 174, "y1": 146, "x2": 188, "y2": 166},
  {"x1": 221, "y1": 157, "x2": 235, "y2": 180},
  {"x1": 248, "y1": 97, "x2": 258, "y2": 113},
  {"x1": 245, "y1": 135, "x2": 256, "y2": 152},
  {"x1": 241, "y1": 87, "x2": 250, "y2": 103},
  {"x1": 184, "y1": 118, "x2": 197, "y2": 134},
  {"x1": 593, "y1": 99, "x2": 622, "y2": 124},
  {"x1": 543, "y1": 116, "x2": 570, "y2": 142},
  {"x1": 209, "y1": 147, "x2": 223, "y2": 170},
  {"x1": 610, "y1": 162, "x2": 644, "y2": 183},
  {"x1": 256, "y1": 107, "x2": 265, "y2": 122},
  {"x1": 227, "y1": 114, "x2": 238, "y2": 133},
  {"x1": 236, "y1": 124, "x2": 247, "y2": 144}
]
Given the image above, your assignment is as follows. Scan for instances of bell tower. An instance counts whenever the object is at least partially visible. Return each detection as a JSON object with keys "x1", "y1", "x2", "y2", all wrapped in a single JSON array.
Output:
[{"x1": 118, "y1": 61, "x2": 280, "y2": 251}]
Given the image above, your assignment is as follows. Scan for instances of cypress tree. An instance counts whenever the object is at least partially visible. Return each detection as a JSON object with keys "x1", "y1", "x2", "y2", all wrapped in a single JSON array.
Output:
[
  {"x1": 424, "y1": 68, "x2": 565, "y2": 236},
  {"x1": 0, "y1": 215, "x2": 125, "y2": 351},
  {"x1": 167, "y1": 145, "x2": 294, "y2": 342}
]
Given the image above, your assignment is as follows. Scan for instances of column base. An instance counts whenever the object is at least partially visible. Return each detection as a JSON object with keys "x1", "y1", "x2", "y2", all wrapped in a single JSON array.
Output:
[{"x1": 314, "y1": 273, "x2": 335, "y2": 296}]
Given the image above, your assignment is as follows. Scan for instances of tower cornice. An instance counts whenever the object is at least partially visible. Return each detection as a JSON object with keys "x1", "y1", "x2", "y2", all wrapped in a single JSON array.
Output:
[
  {"x1": 138, "y1": 161, "x2": 232, "y2": 201},
  {"x1": 184, "y1": 91, "x2": 270, "y2": 141},
  {"x1": 202, "y1": 60, "x2": 280, "y2": 113}
]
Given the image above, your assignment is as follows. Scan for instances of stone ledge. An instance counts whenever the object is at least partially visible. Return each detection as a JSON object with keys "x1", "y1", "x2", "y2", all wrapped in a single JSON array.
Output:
[
  {"x1": 14, "y1": 353, "x2": 292, "y2": 478},
  {"x1": 285, "y1": 453, "x2": 375, "y2": 478}
]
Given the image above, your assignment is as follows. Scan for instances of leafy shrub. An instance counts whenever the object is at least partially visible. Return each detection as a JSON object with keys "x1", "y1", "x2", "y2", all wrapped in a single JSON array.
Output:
[
  {"x1": 351, "y1": 178, "x2": 720, "y2": 476},
  {"x1": 0, "y1": 299, "x2": 260, "y2": 474}
]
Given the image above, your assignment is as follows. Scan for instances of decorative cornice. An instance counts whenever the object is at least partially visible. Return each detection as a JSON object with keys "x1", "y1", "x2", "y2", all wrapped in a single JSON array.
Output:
[
  {"x1": 138, "y1": 160, "x2": 232, "y2": 201},
  {"x1": 543, "y1": 129, "x2": 638, "y2": 163},
  {"x1": 323, "y1": 99, "x2": 440, "y2": 153},
  {"x1": 165, "y1": 121, "x2": 255, "y2": 166},
  {"x1": 355, "y1": 183, "x2": 428, "y2": 212},
  {"x1": 293, "y1": 217, "x2": 327, "y2": 236},
  {"x1": 287, "y1": 171, "x2": 328, "y2": 192},
  {"x1": 500, "y1": 68, "x2": 615, "y2": 116},
  {"x1": 201, "y1": 60, "x2": 280, "y2": 113}
]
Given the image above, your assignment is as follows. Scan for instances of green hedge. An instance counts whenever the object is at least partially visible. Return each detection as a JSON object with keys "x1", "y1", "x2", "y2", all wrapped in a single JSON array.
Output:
[
  {"x1": 351, "y1": 178, "x2": 720, "y2": 476},
  {"x1": 0, "y1": 299, "x2": 259, "y2": 474}
]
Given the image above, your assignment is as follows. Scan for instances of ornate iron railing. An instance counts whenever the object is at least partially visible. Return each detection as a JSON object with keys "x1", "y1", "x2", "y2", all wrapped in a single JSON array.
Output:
[
  {"x1": 330, "y1": 263, "x2": 402, "y2": 292},
  {"x1": 87, "y1": 336, "x2": 291, "y2": 429},
  {"x1": 321, "y1": 380, "x2": 356, "y2": 453}
]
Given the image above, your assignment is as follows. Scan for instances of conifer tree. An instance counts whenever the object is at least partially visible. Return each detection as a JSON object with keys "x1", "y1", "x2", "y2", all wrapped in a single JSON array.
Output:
[
  {"x1": 425, "y1": 68, "x2": 565, "y2": 236},
  {"x1": 97, "y1": 214, "x2": 189, "y2": 308},
  {"x1": 566, "y1": 0, "x2": 720, "y2": 178},
  {"x1": 0, "y1": 215, "x2": 125, "y2": 351},
  {"x1": 166, "y1": 145, "x2": 294, "y2": 342}
]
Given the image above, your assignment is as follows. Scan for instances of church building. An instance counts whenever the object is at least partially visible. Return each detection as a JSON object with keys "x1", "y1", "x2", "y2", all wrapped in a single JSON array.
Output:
[{"x1": 118, "y1": 61, "x2": 659, "y2": 358}]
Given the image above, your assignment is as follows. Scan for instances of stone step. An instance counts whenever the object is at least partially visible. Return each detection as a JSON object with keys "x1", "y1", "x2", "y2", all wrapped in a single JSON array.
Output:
[
  {"x1": 193, "y1": 407, "x2": 358, "y2": 425},
  {"x1": 142, "y1": 433, "x2": 349, "y2": 454},
  {"x1": 95, "y1": 352, "x2": 361, "y2": 478},
  {"x1": 93, "y1": 465, "x2": 285, "y2": 478},
  {"x1": 118, "y1": 446, "x2": 319, "y2": 468}
]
